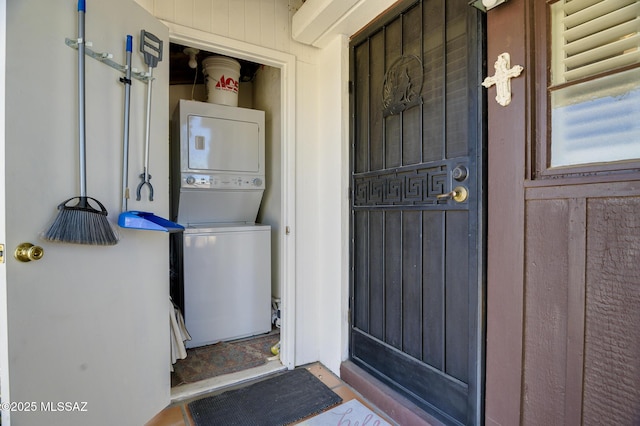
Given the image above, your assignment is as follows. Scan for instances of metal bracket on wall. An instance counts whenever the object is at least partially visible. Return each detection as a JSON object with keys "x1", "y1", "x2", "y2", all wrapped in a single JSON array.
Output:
[{"x1": 65, "y1": 38, "x2": 152, "y2": 83}]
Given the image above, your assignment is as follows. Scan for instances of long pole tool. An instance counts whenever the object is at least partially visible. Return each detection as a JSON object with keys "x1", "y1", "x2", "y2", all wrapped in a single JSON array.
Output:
[
  {"x1": 44, "y1": 0, "x2": 118, "y2": 245},
  {"x1": 120, "y1": 35, "x2": 133, "y2": 213},
  {"x1": 136, "y1": 30, "x2": 163, "y2": 202}
]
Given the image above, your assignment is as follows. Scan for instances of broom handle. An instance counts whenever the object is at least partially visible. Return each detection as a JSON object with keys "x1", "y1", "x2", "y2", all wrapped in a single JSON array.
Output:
[{"x1": 78, "y1": 0, "x2": 87, "y2": 198}]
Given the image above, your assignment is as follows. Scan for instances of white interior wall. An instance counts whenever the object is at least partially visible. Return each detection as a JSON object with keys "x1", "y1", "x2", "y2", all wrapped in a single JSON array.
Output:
[
  {"x1": 316, "y1": 34, "x2": 351, "y2": 372},
  {"x1": 292, "y1": 58, "x2": 322, "y2": 365},
  {"x1": 169, "y1": 83, "x2": 207, "y2": 106}
]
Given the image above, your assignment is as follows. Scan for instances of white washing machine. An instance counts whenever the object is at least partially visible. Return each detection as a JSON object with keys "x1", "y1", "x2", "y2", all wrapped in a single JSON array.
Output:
[
  {"x1": 171, "y1": 100, "x2": 271, "y2": 348},
  {"x1": 182, "y1": 223, "x2": 271, "y2": 348}
]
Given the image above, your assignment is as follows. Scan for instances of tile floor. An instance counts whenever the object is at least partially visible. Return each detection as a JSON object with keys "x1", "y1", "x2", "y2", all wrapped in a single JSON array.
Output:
[{"x1": 145, "y1": 362, "x2": 395, "y2": 425}]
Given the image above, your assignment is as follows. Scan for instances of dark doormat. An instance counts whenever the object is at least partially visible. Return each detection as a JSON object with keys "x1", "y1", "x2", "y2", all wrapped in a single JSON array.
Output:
[{"x1": 188, "y1": 367, "x2": 343, "y2": 425}]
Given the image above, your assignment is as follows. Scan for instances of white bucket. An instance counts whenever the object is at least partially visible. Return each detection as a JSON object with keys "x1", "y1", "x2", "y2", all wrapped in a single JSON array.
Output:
[{"x1": 202, "y1": 56, "x2": 241, "y2": 106}]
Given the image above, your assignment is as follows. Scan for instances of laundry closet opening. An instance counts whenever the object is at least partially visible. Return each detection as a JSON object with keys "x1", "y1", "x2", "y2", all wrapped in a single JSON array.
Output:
[{"x1": 168, "y1": 42, "x2": 285, "y2": 397}]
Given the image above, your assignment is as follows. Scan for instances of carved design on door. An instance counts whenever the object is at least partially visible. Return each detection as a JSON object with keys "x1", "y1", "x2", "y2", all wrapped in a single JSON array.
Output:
[{"x1": 382, "y1": 55, "x2": 424, "y2": 116}]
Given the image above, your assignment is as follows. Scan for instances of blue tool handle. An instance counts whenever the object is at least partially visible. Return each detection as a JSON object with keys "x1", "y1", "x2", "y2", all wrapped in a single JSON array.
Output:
[
  {"x1": 78, "y1": 0, "x2": 85, "y2": 12},
  {"x1": 126, "y1": 35, "x2": 132, "y2": 52}
]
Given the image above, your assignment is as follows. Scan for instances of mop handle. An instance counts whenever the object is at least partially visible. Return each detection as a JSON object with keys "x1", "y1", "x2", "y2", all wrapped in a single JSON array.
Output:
[
  {"x1": 121, "y1": 35, "x2": 133, "y2": 212},
  {"x1": 78, "y1": 0, "x2": 87, "y2": 197}
]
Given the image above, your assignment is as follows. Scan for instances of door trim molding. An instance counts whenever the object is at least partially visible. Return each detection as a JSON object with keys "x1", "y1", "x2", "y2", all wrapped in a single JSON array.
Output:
[
  {"x1": 164, "y1": 21, "x2": 297, "y2": 371},
  {"x1": 484, "y1": 3, "x2": 527, "y2": 425}
]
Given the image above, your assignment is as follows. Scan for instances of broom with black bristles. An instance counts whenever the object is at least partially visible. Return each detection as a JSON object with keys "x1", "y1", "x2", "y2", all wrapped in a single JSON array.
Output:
[{"x1": 44, "y1": 0, "x2": 117, "y2": 246}]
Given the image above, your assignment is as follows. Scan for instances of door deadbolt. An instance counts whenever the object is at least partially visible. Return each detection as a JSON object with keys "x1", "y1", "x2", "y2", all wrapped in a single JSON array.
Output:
[
  {"x1": 436, "y1": 186, "x2": 469, "y2": 203},
  {"x1": 452, "y1": 165, "x2": 468, "y2": 182},
  {"x1": 14, "y1": 243, "x2": 44, "y2": 262}
]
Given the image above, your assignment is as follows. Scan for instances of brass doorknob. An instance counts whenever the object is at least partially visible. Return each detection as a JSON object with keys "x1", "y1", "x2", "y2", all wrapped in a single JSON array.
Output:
[
  {"x1": 436, "y1": 186, "x2": 469, "y2": 203},
  {"x1": 14, "y1": 243, "x2": 44, "y2": 262}
]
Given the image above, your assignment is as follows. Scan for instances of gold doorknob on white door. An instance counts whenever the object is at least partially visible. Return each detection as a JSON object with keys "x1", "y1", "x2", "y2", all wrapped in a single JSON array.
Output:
[
  {"x1": 436, "y1": 186, "x2": 469, "y2": 203},
  {"x1": 14, "y1": 243, "x2": 44, "y2": 262}
]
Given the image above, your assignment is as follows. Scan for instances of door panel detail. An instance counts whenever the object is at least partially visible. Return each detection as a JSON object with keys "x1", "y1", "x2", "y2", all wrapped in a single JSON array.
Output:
[{"x1": 354, "y1": 163, "x2": 448, "y2": 207}]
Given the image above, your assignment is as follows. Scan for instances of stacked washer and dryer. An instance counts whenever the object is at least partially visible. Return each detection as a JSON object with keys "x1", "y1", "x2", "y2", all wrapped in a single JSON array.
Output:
[{"x1": 171, "y1": 99, "x2": 271, "y2": 349}]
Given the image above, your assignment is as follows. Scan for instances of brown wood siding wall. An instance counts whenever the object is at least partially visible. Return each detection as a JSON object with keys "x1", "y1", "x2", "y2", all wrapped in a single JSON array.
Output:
[
  {"x1": 522, "y1": 199, "x2": 570, "y2": 425},
  {"x1": 583, "y1": 198, "x2": 640, "y2": 425},
  {"x1": 485, "y1": 0, "x2": 640, "y2": 424},
  {"x1": 521, "y1": 189, "x2": 640, "y2": 425}
]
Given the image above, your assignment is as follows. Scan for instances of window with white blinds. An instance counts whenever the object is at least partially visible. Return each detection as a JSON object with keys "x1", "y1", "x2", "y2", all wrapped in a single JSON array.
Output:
[{"x1": 549, "y1": 0, "x2": 640, "y2": 167}]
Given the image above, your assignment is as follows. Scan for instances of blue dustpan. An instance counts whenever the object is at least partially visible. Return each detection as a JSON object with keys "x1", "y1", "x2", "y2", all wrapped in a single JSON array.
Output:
[{"x1": 118, "y1": 211, "x2": 184, "y2": 232}]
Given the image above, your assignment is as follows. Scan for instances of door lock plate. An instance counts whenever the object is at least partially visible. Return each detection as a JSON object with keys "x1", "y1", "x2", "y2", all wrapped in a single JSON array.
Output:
[{"x1": 452, "y1": 186, "x2": 469, "y2": 202}]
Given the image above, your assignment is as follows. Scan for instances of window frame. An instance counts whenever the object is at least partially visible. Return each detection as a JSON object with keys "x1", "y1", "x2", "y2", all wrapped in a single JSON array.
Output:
[{"x1": 531, "y1": 0, "x2": 640, "y2": 183}]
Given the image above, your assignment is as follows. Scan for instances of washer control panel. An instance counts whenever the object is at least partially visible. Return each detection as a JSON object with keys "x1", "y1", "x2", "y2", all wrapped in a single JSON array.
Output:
[{"x1": 182, "y1": 173, "x2": 265, "y2": 189}]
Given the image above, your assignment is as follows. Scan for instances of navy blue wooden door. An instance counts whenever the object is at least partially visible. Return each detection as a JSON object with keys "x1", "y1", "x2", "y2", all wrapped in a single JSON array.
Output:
[{"x1": 349, "y1": 1, "x2": 485, "y2": 424}]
